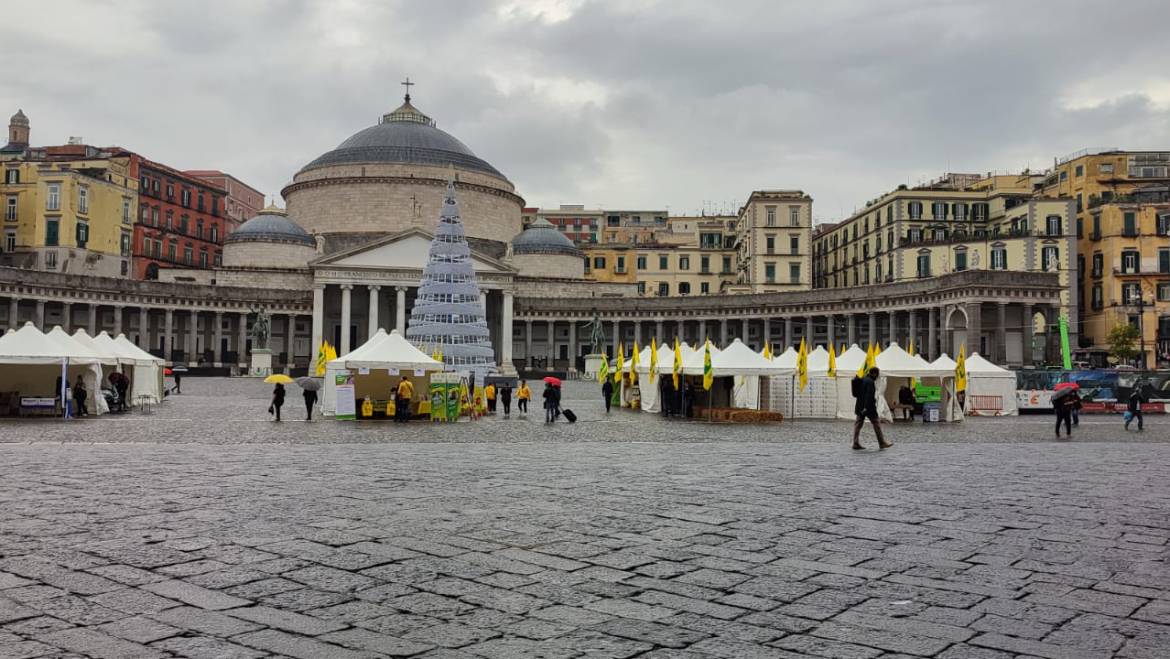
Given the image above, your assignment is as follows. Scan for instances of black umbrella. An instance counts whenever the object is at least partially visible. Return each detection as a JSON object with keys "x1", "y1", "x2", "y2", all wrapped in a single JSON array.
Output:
[{"x1": 295, "y1": 377, "x2": 322, "y2": 391}]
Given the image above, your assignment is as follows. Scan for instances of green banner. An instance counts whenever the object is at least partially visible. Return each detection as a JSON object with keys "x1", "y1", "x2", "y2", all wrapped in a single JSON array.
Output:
[{"x1": 1058, "y1": 314, "x2": 1072, "y2": 370}]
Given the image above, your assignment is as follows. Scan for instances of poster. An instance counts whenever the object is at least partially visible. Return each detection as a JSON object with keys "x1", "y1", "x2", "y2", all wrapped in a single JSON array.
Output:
[
  {"x1": 335, "y1": 373, "x2": 356, "y2": 420},
  {"x1": 429, "y1": 373, "x2": 460, "y2": 422}
]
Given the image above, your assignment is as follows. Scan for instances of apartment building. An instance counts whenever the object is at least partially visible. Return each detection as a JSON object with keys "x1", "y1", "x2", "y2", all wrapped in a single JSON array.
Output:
[{"x1": 733, "y1": 190, "x2": 813, "y2": 293}]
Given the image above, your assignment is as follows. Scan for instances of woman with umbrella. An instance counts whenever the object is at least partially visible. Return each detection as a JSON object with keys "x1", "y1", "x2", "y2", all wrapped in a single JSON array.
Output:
[
  {"x1": 264, "y1": 374, "x2": 293, "y2": 422},
  {"x1": 296, "y1": 377, "x2": 321, "y2": 421},
  {"x1": 1052, "y1": 382, "x2": 1081, "y2": 438}
]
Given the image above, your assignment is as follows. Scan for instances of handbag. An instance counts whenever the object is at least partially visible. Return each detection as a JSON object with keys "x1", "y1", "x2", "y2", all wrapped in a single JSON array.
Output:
[{"x1": 268, "y1": 404, "x2": 274, "y2": 415}]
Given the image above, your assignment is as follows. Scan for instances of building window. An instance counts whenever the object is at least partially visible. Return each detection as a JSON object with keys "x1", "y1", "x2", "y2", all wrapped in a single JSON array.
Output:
[
  {"x1": 658, "y1": 282, "x2": 669, "y2": 296},
  {"x1": 1157, "y1": 214, "x2": 1170, "y2": 236},
  {"x1": 973, "y1": 203, "x2": 988, "y2": 221},
  {"x1": 1160, "y1": 248, "x2": 1170, "y2": 274},
  {"x1": 954, "y1": 249, "x2": 968, "y2": 272},
  {"x1": 46, "y1": 183, "x2": 60, "y2": 211},
  {"x1": 908, "y1": 201, "x2": 922, "y2": 219},
  {"x1": 210, "y1": 225, "x2": 218, "y2": 243},
  {"x1": 122, "y1": 198, "x2": 131, "y2": 224},
  {"x1": 197, "y1": 194, "x2": 205, "y2": 212},
  {"x1": 932, "y1": 201, "x2": 948, "y2": 220},
  {"x1": 184, "y1": 244, "x2": 193, "y2": 264},
  {"x1": 44, "y1": 250, "x2": 57, "y2": 269},
  {"x1": 637, "y1": 282, "x2": 646, "y2": 295},
  {"x1": 615, "y1": 256, "x2": 626, "y2": 273},
  {"x1": 167, "y1": 242, "x2": 176, "y2": 261},
  {"x1": 120, "y1": 231, "x2": 130, "y2": 257},
  {"x1": 1075, "y1": 164, "x2": 1084, "y2": 177},
  {"x1": 1091, "y1": 283, "x2": 1103, "y2": 310},
  {"x1": 45, "y1": 217, "x2": 59, "y2": 246},
  {"x1": 1092, "y1": 253, "x2": 1103, "y2": 278},
  {"x1": 679, "y1": 282, "x2": 691, "y2": 295},
  {"x1": 179, "y1": 215, "x2": 189, "y2": 234},
  {"x1": 5, "y1": 169, "x2": 19, "y2": 184},
  {"x1": 76, "y1": 221, "x2": 89, "y2": 248},
  {"x1": 700, "y1": 282, "x2": 710, "y2": 294},
  {"x1": 636, "y1": 255, "x2": 646, "y2": 270},
  {"x1": 140, "y1": 175, "x2": 149, "y2": 191},
  {"x1": 789, "y1": 206, "x2": 800, "y2": 226},
  {"x1": 1042, "y1": 246, "x2": 1059, "y2": 272},
  {"x1": 789, "y1": 262, "x2": 801, "y2": 283},
  {"x1": 166, "y1": 184, "x2": 174, "y2": 199},
  {"x1": 679, "y1": 256, "x2": 690, "y2": 270},
  {"x1": 199, "y1": 249, "x2": 208, "y2": 268},
  {"x1": 765, "y1": 263, "x2": 776, "y2": 283},
  {"x1": 790, "y1": 235, "x2": 799, "y2": 255},
  {"x1": 700, "y1": 255, "x2": 710, "y2": 273},
  {"x1": 1122, "y1": 283, "x2": 1141, "y2": 305},
  {"x1": 78, "y1": 186, "x2": 88, "y2": 214},
  {"x1": 3, "y1": 230, "x2": 14, "y2": 252},
  {"x1": 1076, "y1": 217, "x2": 1083, "y2": 239},
  {"x1": 722, "y1": 256, "x2": 731, "y2": 273},
  {"x1": 196, "y1": 219, "x2": 204, "y2": 240},
  {"x1": 659, "y1": 255, "x2": 668, "y2": 270},
  {"x1": 765, "y1": 235, "x2": 775, "y2": 253},
  {"x1": 152, "y1": 180, "x2": 159, "y2": 193},
  {"x1": 1123, "y1": 212, "x2": 1137, "y2": 237},
  {"x1": 4, "y1": 195, "x2": 15, "y2": 221},
  {"x1": 592, "y1": 256, "x2": 606, "y2": 269},
  {"x1": 1091, "y1": 215, "x2": 1101, "y2": 239},
  {"x1": 765, "y1": 206, "x2": 776, "y2": 226},
  {"x1": 1121, "y1": 250, "x2": 1139, "y2": 274},
  {"x1": 181, "y1": 189, "x2": 191, "y2": 207},
  {"x1": 1157, "y1": 282, "x2": 1170, "y2": 302},
  {"x1": 916, "y1": 252, "x2": 931, "y2": 278},
  {"x1": 1046, "y1": 215, "x2": 1061, "y2": 236},
  {"x1": 875, "y1": 261, "x2": 882, "y2": 281},
  {"x1": 953, "y1": 203, "x2": 967, "y2": 221}
]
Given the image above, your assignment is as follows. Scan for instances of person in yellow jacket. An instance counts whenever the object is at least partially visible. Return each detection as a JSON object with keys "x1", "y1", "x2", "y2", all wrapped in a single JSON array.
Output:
[
  {"x1": 395, "y1": 376, "x2": 414, "y2": 423},
  {"x1": 516, "y1": 380, "x2": 531, "y2": 416},
  {"x1": 485, "y1": 382, "x2": 497, "y2": 415}
]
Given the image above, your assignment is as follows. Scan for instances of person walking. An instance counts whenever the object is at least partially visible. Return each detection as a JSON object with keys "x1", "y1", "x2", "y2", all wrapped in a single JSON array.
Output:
[
  {"x1": 173, "y1": 372, "x2": 182, "y2": 395},
  {"x1": 543, "y1": 382, "x2": 558, "y2": 423},
  {"x1": 516, "y1": 380, "x2": 530, "y2": 416},
  {"x1": 1053, "y1": 389, "x2": 1079, "y2": 438},
  {"x1": 270, "y1": 383, "x2": 285, "y2": 422},
  {"x1": 1125, "y1": 387, "x2": 1144, "y2": 431},
  {"x1": 303, "y1": 387, "x2": 318, "y2": 421},
  {"x1": 72, "y1": 375, "x2": 88, "y2": 417},
  {"x1": 499, "y1": 382, "x2": 513, "y2": 417},
  {"x1": 852, "y1": 367, "x2": 891, "y2": 450},
  {"x1": 602, "y1": 378, "x2": 614, "y2": 413},
  {"x1": 485, "y1": 382, "x2": 497, "y2": 415},
  {"x1": 395, "y1": 376, "x2": 414, "y2": 422}
]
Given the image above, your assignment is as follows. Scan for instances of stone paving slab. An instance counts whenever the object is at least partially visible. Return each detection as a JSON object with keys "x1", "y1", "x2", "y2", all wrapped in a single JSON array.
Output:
[{"x1": 0, "y1": 377, "x2": 1167, "y2": 657}]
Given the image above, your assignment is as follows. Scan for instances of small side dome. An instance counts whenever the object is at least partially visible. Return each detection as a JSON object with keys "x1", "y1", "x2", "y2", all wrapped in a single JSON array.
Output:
[
  {"x1": 227, "y1": 204, "x2": 315, "y2": 247},
  {"x1": 512, "y1": 218, "x2": 582, "y2": 257},
  {"x1": 10, "y1": 109, "x2": 28, "y2": 127}
]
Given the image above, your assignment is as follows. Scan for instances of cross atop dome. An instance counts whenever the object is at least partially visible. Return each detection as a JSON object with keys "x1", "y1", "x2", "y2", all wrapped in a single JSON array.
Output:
[
  {"x1": 382, "y1": 77, "x2": 435, "y2": 127},
  {"x1": 401, "y1": 77, "x2": 414, "y2": 102}
]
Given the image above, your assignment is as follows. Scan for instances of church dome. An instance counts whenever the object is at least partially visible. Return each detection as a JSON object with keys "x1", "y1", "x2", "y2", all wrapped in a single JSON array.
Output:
[
  {"x1": 298, "y1": 97, "x2": 504, "y2": 178},
  {"x1": 227, "y1": 205, "x2": 315, "y2": 247},
  {"x1": 512, "y1": 219, "x2": 581, "y2": 256}
]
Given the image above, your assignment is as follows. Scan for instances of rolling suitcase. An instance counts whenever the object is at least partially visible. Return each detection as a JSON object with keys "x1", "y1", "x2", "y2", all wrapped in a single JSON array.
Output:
[{"x1": 562, "y1": 409, "x2": 577, "y2": 423}]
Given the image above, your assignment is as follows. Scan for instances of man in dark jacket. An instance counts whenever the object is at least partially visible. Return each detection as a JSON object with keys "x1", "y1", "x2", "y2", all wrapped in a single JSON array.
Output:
[
  {"x1": 602, "y1": 378, "x2": 614, "y2": 413},
  {"x1": 853, "y1": 367, "x2": 891, "y2": 450},
  {"x1": 1125, "y1": 388, "x2": 1144, "y2": 431}
]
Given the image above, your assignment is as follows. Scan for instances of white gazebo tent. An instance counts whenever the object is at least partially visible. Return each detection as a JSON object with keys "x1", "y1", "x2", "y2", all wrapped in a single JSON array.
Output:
[
  {"x1": 619, "y1": 344, "x2": 653, "y2": 409},
  {"x1": 633, "y1": 342, "x2": 695, "y2": 413},
  {"x1": 322, "y1": 329, "x2": 443, "y2": 416},
  {"x1": 832, "y1": 345, "x2": 872, "y2": 420},
  {"x1": 963, "y1": 353, "x2": 1018, "y2": 416},
  {"x1": 0, "y1": 322, "x2": 103, "y2": 417},
  {"x1": 112, "y1": 333, "x2": 166, "y2": 405},
  {"x1": 682, "y1": 339, "x2": 790, "y2": 410},
  {"x1": 762, "y1": 345, "x2": 838, "y2": 418},
  {"x1": 45, "y1": 327, "x2": 109, "y2": 415},
  {"x1": 72, "y1": 330, "x2": 129, "y2": 413},
  {"x1": 862, "y1": 343, "x2": 961, "y2": 422}
]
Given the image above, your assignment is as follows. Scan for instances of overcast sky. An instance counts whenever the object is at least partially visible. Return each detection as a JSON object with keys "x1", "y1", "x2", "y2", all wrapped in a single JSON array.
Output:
[{"x1": 4, "y1": 0, "x2": 1169, "y2": 224}]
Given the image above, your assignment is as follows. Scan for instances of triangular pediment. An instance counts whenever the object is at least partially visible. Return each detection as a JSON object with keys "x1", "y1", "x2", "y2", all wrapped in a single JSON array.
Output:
[{"x1": 311, "y1": 228, "x2": 514, "y2": 273}]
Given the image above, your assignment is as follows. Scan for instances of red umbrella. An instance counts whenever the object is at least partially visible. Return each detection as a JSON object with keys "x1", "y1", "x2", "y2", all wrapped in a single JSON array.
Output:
[
  {"x1": 164, "y1": 368, "x2": 174, "y2": 375},
  {"x1": 543, "y1": 376, "x2": 562, "y2": 387},
  {"x1": 1054, "y1": 382, "x2": 1079, "y2": 391}
]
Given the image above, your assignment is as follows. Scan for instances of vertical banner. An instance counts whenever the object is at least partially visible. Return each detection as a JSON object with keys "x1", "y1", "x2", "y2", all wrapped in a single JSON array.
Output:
[
  {"x1": 430, "y1": 373, "x2": 460, "y2": 422},
  {"x1": 1058, "y1": 314, "x2": 1072, "y2": 370},
  {"x1": 334, "y1": 372, "x2": 356, "y2": 420}
]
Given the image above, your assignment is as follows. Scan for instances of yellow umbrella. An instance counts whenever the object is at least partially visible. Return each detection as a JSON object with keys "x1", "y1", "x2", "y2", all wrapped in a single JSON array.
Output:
[{"x1": 264, "y1": 374, "x2": 294, "y2": 384}]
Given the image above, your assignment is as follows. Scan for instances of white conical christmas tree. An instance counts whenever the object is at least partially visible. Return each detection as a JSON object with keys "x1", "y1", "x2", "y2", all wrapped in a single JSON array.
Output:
[{"x1": 406, "y1": 182, "x2": 496, "y2": 379}]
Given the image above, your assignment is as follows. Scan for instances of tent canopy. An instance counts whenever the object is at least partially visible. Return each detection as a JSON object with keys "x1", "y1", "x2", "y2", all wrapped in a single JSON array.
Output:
[
  {"x1": 704, "y1": 339, "x2": 791, "y2": 376},
  {"x1": 71, "y1": 330, "x2": 122, "y2": 365},
  {"x1": 931, "y1": 353, "x2": 957, "y2": 370},
  {"x1": 835, "y1": 345, "x2": 868, "y2": 373},
  {"x1": 873, "y1": 342, "x2": 948, "y2": 378},
  {"x1": 45, "y1": 327, "x2": 104, "y2": 364},
  {"x1": 772, "y1": 346, "x2": 798, "y2": 369},
  {"x1": 966, "y1": 352, "x2": 1015, "y2": 377},
  {"x1": 0, "y1": 322, "x2": 74, "y2": 364},
  {"x1": 680, "y1": 342, "x2": 720, "y2": 374},
  {"x1": 328, "y1": 329, "x2": 443, "y2": 371},
  {"x1": 634, "y1": 342, "x2": 694, "y2": 373}
]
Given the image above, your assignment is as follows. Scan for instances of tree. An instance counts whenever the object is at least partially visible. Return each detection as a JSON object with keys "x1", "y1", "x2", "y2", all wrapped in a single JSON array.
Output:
[{"x1": 1106, "y1": 323, "x2": 1140, "y2": 366}]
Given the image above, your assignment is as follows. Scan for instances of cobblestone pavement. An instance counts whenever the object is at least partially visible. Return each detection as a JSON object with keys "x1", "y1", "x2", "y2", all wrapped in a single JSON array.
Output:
[{"x1": 0, "y1": 379, "x2": 1167, "y2": 658}]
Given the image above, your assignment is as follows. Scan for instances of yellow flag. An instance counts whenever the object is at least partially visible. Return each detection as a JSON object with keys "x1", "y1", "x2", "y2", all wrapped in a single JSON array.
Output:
[
  {"x1": 672, "y1": 337, "x2": 682, "y2": 390},
  {"x1": 797, "y1": 337, "x2": 808, "y2": 391},
  {"x1": 907, "y1": 340, "x2": 916, "y2": 389},
  {"x1": 649, "y1": 337, "x2": 659, "y2": 382},
  {"x1": 615, "y1": 342, "x2": 625, "y2": 385},
  {"x1": 315, "y1": 341, "x2": 328, "y2": 376},
  {"x1": 598, "y1": 353, "x2": 610, "y2": 384},
  {"x1": 956, "y1": 344, "x2": 968, "y2": 393},
  {"x1": 702, "y1": 339, "x2": 714, "y2": 390},
  {"x1": 763, "y1": 342, "x2": 772, "y2": 361},
  {"x1": 858, "y1": 343, "x2": 871, "y2": 378},
  {"x1": 828, "y1": 343, "x2": 837, "y2": 378},
  {"x1": 630, "y1": 339, "x2": 640, "y2": 385}
]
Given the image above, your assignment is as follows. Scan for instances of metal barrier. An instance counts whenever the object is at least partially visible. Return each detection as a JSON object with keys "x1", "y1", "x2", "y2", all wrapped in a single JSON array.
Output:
[{"x1": 970, "y1": 395, "x2": 1002, "y2": 412}]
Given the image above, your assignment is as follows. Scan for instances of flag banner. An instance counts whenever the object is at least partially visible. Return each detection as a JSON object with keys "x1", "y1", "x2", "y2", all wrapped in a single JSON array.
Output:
[
  {"x1": 827, "y1": 343, "x2": 837, "y2": 378},
  {"x1": 797, "y1": 337, "x2": 808, "y2": 392},
  {"x1": 702, "y1": 340, "x2": 714, "y2": 391},
  {"x1": 672, "y1": 337, "x2": 682, "y2": 390},
  {"x1": 1058, "y1": 315, "x2": 1072, "y2": 370},
  {"x1": 649, "y1": 337, "x2": 659, "y2": 382},
  {"x1": 956, "y1": 344, "x2": 968, "y2": 393}
]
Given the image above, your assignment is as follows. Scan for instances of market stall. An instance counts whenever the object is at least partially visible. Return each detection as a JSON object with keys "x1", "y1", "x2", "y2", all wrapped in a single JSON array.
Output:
[
  {"x1": 682, "y1": 339, "x2": 790, "y2": 412},
  {"x1": 0, "y1": 322, "x2": 103, "y2": 417},
  {"x1": 321, "y1": 329, "x2": 443, "y2": 418},
  {"x1": 633, "y1": 342, "x2": 695, "y2": 413},
  {"x1": 962, "y1": 353, "x2": 1018, "y2": 416},
  {"x1": 110, "y1": 333, "x2": 166, "y2": 405},
  {"x1": 850, "y1": 343, "x2": 960, "y2": 422}
]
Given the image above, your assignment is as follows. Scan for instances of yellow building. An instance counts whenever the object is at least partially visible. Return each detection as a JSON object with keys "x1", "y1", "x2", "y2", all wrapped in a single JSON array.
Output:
[
  {"x1": 1040, "y1": 150, "x2": 1170, "y2": 367},
  {"x1": 1, "y1": 139, "x2": 137, "y2": 278},
  {"x1": 733, "y1": 190, "x2": 813, "y2": 293}
]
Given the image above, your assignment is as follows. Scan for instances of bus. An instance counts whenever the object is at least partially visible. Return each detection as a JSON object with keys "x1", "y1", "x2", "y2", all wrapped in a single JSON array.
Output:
[{"x1": 1015, "y1": 369, "x2": 1170, "y2": 413}]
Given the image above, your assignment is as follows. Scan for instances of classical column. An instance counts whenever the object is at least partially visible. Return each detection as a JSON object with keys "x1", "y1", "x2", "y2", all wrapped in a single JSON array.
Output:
[
  {"x1": 6, "y1": 297, "x2": 18, "y2": 330},
  {"x1": 395, "y1": 287, "x2": 407, "y2": 334},
  {"x1": 908, "y1": 310, "x2": 918, "y2": 353},
  {"x1": 164, "y1": 309, "x2": 174, "y2": 360},
  {"x1": 928, "y1": 307, "x2": 938, "y2": 360},
  {"x1": 611, "y1": 319, "x2": 619, "y2": 356},
  {"x1": 996, "y1": 302, "x2": 1008, "y2": 364},
  {"x1": 784, "y1": 317, "x2": 794, "y2": 349},
  {"x1": 213, "y1": 311, "x2": 224, "y2": 366},
  {"x1": 805, "y1": 315, "x2": 814, "y2": 345},
  {"x1": 368, "y1": 285, "x2": 381, "y2": 336},
  {"x1": 655, "y1": 319, "x2": 664, "y2": 344},
  {"x1": 547, "y1": 320, "x2": 556, "y2": 363},
  {"x1": 311, "y1": 284, "x2": 325, "y2": 356},
  {"x1": 567, "y1": 319, "x2": 576, "y2": 371},
  {"x1": 846, "y1": 314, "x2": 857, "y2": 347},
  {"x1": 237, "y1": 311, "x2": 247, "y2": 366},
  {"x1": 742, "y1": 318, "x2": 750, "y2": 347},
  {"x1": 867, "y1": 312, "x2": 876, "y2": 346},
  {"x1": 525, "y1": 320, "x2": 534, "y2": 367},
  {"x1": 339, "y1": 284, "x2": 352, "y2": 355},
  {"x1": 501, "y1": 291, "x2": 514, "y2": 370},
  {"x1": 186, "y1": 310, "x2": 197, "y2": 366},
  {"x1": 62, "y1": 302, "x2": 73, "y2": 332},
  {"x1": 137, "y1": 307, "x2": 148, "y2": 346},
  {"x1": 763, "y1": 318, "x2": 771, "y2": 349},
  {"x1": 113, "y1": 305, "x2": 124, "y2": 336},
  {"x1": 35, "y1": 300, "x2": 45, "y2": 330},
  {"x1": 965, "y1": 302, "x2": 983, "y2": 355},
  {"x1": 699, "y1": 320, "x2": 708, "y2": 344},
  {"x1": 1022, "y1": 303, "x2": 1034, "y2": 366},
  {"x1": 887, "y1": 311, "x2": 896, "y2": 347},
  {"x1": 480, "y1": 290, "x2": 488, "y2": 314}
]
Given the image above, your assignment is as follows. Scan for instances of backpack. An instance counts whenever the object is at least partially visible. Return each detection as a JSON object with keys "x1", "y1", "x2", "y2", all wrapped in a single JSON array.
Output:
[{"x1": 851, "y1": 376, "x2": 862, "y2": 398}]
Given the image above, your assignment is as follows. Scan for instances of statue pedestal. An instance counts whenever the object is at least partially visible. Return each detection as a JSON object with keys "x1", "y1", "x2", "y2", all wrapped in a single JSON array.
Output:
[
  {"x1": 249, "y1": 349, "x2": 273, "y2": 377},
  {"x1": 583, "y1": 353, "x2": 604, "y2": 379}
]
